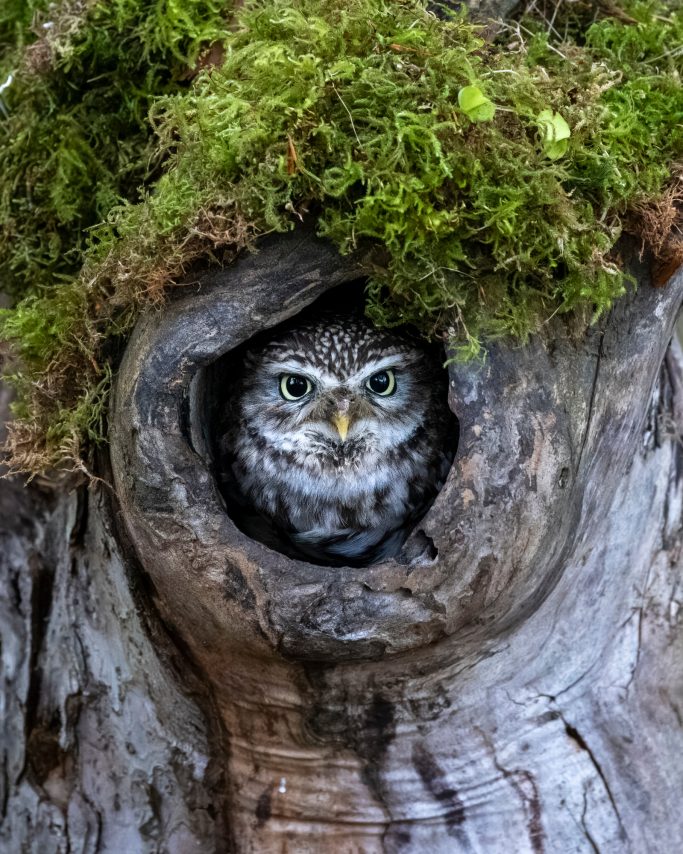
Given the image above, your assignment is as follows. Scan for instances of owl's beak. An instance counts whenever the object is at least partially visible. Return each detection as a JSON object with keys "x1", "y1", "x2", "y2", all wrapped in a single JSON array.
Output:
[{"x1": 331, "y1": 413, "x2": 350, "y2": 442}]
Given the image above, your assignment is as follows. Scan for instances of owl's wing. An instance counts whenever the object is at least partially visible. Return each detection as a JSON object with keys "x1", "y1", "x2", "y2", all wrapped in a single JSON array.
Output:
[
  {"x1": 215, "y1": 447, "x2": 302, "y2": 557},
  {"x1": 292, "y1": 525, "x2": 406, "y2": 567}
]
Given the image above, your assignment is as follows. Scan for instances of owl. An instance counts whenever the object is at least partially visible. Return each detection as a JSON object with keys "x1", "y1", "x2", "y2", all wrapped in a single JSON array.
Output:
[{"x1": 218, "y1": 311, "x2": 454, "y2": 566}]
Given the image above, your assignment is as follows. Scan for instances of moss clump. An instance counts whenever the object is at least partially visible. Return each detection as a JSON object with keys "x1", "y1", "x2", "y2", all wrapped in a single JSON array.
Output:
[
  {"x1": 1, "y1": 0, "x2": 682, "y2": 475},
  {"x1": 0, "y1": 0, "x2": 234, "y2": 472},
  {"x1": 0, "y1": 0, "x2": 233, "y2": 298}
]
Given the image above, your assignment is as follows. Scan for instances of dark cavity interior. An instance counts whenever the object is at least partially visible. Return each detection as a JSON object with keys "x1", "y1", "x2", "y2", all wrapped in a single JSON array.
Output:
[{"x1": 201, "y1": 281, "x2": 459, "y2": 567}]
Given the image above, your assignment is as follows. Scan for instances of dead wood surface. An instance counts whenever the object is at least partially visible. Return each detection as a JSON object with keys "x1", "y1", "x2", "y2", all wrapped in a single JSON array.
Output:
[
  {"x1": 2, "y1": 229, "x2": 683, "y2": 852},
  {"x1": 103, "y1": 230, "x2": 683, "y2": 852},
  {"x1": 0, "y1": 383, "x2": 226, "y2": 851}
]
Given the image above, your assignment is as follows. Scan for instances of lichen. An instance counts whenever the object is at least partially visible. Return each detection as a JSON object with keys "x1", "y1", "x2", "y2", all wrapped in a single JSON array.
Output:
[{"x1": 0, "y1": 0, "x2": 681, "y2": 475}]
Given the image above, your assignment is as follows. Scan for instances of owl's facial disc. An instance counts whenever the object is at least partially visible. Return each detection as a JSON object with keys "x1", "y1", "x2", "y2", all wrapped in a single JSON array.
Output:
[{"x1": 251, "y1": 344, "x2": 426, "y2": 455}]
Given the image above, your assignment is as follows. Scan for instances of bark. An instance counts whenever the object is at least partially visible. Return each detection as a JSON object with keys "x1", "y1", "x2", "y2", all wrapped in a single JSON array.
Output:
[
  {"x1": 0, "y1": 385, "x2": 226, "y2": 850},
  {"x1": 2, "y1": 222, "x2": 683, "y2": 851},
  {"x1": 106, "y1": 229, "x2": 683, "y2": 852}
]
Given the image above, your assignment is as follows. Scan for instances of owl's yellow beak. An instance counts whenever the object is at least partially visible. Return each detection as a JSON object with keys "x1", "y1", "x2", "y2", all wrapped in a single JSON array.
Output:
[{"x1": 332, "y1": 413, "x2": 350, "y2": 442}]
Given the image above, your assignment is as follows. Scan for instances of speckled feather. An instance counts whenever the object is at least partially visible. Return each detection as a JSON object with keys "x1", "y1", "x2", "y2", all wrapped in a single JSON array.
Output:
[{"x1": 219, "y1": 314, "x2": 454, "y2": 566}]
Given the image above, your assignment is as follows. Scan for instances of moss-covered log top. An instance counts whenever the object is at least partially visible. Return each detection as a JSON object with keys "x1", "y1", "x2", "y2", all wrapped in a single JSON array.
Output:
[{"x1": 0, "y1": 0, "x2": 681, "y2": 475}]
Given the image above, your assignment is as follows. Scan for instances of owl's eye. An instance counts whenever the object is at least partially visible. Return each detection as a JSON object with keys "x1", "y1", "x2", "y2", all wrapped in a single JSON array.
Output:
[
  {"x1": 366, "y1": 369, "x2": 396, "y2": 396},
  {"x1": 280, "y1": 374, "x2": 312, "y2": 401}
]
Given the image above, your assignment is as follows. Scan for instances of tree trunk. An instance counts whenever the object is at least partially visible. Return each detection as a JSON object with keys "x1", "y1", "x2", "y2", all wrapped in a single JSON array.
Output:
[
  {"x1": 2, "y1": 225, "x2": 682, "y2": 852},
  {"x1": 0, "y1": 391, "x2": 229, "y2": 851}
]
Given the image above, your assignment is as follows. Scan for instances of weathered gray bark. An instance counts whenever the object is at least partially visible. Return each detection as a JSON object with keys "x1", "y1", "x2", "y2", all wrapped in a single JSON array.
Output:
[
  {"x1": 2, "y1": 237, "x2": 683, "y2": 853},
  {"x1": 0, "y1": 383, "x2": 226, "y2": 850}
]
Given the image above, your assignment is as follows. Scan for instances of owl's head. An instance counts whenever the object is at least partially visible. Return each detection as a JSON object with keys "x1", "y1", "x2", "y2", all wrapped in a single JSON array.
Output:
[{"x1": 235, "y1": 314, "x2": 443, "y2": 463}]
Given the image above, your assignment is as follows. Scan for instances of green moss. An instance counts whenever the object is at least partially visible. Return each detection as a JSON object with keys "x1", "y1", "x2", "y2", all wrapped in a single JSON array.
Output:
[
  {"x1": 1, "y1": 0, "x2": 682, "y2": 473},
  {"x1": 86, "y1": 0, "x2": 682, "y2": 342},
  {"x1": 0, "y1": 0, "x2": 232, "y2": 297},
  {"x1": 0, "y1": 1, "x2": 48, "y2": 61},
  {"x1": 0, "y1": 0, "x2": 234, "y2": 472}
]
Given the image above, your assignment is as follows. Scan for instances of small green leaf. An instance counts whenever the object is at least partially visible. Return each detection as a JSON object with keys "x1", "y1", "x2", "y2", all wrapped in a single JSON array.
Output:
[
  {"x1": 537, "y1": 109, "x2": 571, "y2": 160},
  {"x1": 458, "y1": 85, "x2": 496, "y2": 122}
]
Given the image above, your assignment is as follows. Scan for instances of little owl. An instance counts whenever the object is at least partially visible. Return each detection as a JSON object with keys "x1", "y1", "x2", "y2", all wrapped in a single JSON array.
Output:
[{"x1": 218, "y1": 311, "x2": 454, "y2": 566}]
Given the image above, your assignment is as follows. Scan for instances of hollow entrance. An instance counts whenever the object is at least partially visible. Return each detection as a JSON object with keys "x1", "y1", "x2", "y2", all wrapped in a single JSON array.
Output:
[{"x1": 204, "y1": 281, "x2": 459, "y2": 567}]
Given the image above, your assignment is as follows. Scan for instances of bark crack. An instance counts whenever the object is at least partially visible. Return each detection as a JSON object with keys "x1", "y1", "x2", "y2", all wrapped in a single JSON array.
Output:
[
  {"x1": 664, "y1": 340, "x2": 683, "y2": 438},
  {"x1": 577, "y1": 332, "x2": 605, "y2": 473},
  {"x1": 537, "y1": 657, "x2": 601, "y2": 702},
  {"x1": 618, "y1": 560, "x2": 654, "y2": 695},
  {"x1": 560, "y1": 715, "x2": 628, "y2": 844},
  {"x1": 477, "y1": 728, "x2": 545, "y2": 854},
  {"x1": 580, "y1": 785, "x2": 601, "y2": 854}
]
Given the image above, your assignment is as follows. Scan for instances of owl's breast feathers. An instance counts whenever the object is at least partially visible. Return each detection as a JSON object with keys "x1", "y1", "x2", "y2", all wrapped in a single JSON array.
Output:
[{"x1": 224, "y1": 425, "x2": 449, "y2": 567}]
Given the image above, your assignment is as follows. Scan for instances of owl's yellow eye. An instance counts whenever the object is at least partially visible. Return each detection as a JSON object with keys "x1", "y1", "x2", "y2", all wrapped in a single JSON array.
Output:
[
  {"x1": 280, "y1": 374, "x2": 312, "y2": 401},
  {"x1": 366, "y1": 369, "x2": 396, "y2": 396}
]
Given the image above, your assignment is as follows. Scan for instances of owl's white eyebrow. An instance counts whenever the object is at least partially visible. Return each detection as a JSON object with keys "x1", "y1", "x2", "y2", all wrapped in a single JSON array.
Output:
[
  {"x1": 346, "y1": 354, "x2": 416, "y2": 384},
  {"x1": 266, "y1": 361, "x2": 317, "y2": 376}
]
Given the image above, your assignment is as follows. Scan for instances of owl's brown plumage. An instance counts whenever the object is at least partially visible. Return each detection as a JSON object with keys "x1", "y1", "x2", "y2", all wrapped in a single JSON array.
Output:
[{"x1": 218, "y1": 311, "x2": 455, "y2": 566}]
